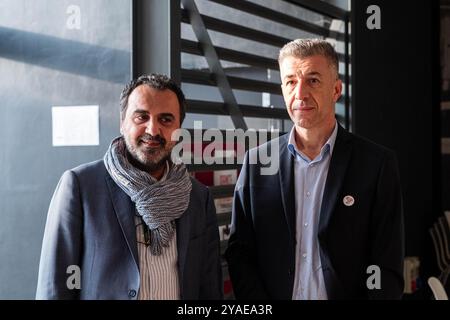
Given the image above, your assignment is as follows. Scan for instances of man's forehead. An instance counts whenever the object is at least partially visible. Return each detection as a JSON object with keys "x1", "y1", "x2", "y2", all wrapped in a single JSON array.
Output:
[
  {"x1": 130, "y1": 85, "x2": 160, "y2": 98},
  {"x1": 126, "y1": 89, "x2": 177, "y2": 114},
  {"x1": 282, "y1": 55, "x2": 327, "y2": 69},
  {"x1": 281, "y1": 55, "x2": 330, "y2": 77},
  {"x1": 129, "y1": 86, "x2": 176, "y2": 103}
]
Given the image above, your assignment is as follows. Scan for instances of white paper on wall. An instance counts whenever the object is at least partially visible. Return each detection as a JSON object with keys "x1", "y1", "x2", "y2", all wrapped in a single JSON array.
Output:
[{"x1": 52, "y1": 105, "x2": 99, "y2": 146}]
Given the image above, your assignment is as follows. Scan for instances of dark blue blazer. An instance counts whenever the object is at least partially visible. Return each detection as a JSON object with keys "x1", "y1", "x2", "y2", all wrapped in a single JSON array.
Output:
[
  {"x1": 36, "y1": 160, "x2": 223, "y2": 300},
  {"x1": 225, "y1": 125, "x2": 404, "y2": 299}
]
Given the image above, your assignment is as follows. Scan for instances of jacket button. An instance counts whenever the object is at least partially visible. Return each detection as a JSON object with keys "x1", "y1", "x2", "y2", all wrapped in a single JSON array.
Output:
[{"x1": 128, "y1": 289, "x2": 137, "y2": 298}]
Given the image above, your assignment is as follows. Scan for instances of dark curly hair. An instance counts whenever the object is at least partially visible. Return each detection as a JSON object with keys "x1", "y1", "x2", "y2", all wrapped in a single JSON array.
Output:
[{"x1": 120, "y1": 73, "x2": 186, "y2": 124}]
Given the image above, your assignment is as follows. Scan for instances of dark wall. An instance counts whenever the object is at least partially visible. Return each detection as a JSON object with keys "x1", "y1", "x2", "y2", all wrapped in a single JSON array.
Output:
[
  {"x1": 0, "y1": 0, "x2": 131, "y2": 298},
  {"x1": 352, "y1": 0, "x2": 441, "y2": 286}
]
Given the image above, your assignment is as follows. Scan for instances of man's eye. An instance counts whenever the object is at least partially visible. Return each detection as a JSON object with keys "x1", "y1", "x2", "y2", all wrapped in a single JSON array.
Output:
[
  {"x1": 134, "y1": 115, "x2": 148, "y2": 122},
  {"x1": 160, "y1": 117, "x2": 173, "y2": 124},
  {"x1": 309, "y1": 78, "x2": 320, "y2": 85},
  {"x1": 285, "y1": 80, "x2": 295, "y2": 86}
]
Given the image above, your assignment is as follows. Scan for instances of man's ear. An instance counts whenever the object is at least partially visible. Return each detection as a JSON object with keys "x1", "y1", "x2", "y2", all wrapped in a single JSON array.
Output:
[{"x1": 333, "y1": 79, "x2": 343, "y2": 103}]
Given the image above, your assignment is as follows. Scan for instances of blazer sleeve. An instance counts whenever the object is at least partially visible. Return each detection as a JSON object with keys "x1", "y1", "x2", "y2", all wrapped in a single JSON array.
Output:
[
  {"x1": 199, "y1": 188, "x2": 224, "y2": 299},
  {"x1": 225, "y1": 152, "x2": 270, "y2": 299},
  {"x1": 36, "y1": 170, "x2": 83, "y2": 300},
  {"x1": 368, "y1": 150, "x2": 405, "y2": 299}
]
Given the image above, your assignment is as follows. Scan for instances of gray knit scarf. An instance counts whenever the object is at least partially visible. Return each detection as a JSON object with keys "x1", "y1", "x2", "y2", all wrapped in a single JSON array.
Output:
[{"x1": 104, "y1": 136, "x2": 192, "y2": 255}]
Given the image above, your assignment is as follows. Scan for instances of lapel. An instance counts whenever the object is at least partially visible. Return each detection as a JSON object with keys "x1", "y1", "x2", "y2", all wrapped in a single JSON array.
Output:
[
  {"x1": 175, "y1": 193, "x2": 192, "y2": 299},
  {"x1": 105, "y1": 168, "x2": 192, "y2": 298},
  {"x1": 318, "y1": 124, "x2": 353, "y2": 239},
  {"x1": 278, "y1": 135, "x2": 296, "y2": 242},
  {"x1": 105, "y1": 174, "x2": 139, "y2": 269}
]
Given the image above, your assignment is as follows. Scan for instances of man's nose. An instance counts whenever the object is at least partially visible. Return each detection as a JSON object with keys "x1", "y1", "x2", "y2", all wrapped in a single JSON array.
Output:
[
  {"x1": 145, "y1": 117, "x2": 162, "y2": 136},
  {"x1": 294, "y1": 79, "x2": 309, "y2": 100}
]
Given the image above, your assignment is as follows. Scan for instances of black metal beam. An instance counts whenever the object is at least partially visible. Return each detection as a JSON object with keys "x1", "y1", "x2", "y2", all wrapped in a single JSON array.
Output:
[
  {"x1": 239, "y1": 104, "x2": 290, "y2": 119},
  {"x1": 283, "y1": 0, "x2": 348, "y2": 20},
  {"x1": 186, "y1": 99, "x2": 227, "y2": 115},
  {"x1": 181, "y1": 68, "x2": 215, "y2": 86},
  {"x1": 181, "y1": 69, "x2": 281, "y2": 95},
  {"x1": 208, "y1": 0, "x2": 345, "y2": 41},
  {"x1": 182, "y1": 39, "x2": 279, "y2": 70},
  {"x1": 181, "y1": 9, "x2": 290, "y2": 48},
  {"x1": 181, "y1": 38, "x2": 202, "y2": 55},
  {"x1": 186, "y1": 99, "x2": 290, "y2": 119},
  {"x1": 181, "y1": 0, "x2": 247, "y2": 130},
  {"x1": 228, "y1": 76, "x2": 281, "y2": 95}
]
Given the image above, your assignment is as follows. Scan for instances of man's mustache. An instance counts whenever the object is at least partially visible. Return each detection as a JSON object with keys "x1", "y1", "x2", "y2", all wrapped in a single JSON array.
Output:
[{"x1": 140, "y1": 134, "x2": 166, "y2": 146}]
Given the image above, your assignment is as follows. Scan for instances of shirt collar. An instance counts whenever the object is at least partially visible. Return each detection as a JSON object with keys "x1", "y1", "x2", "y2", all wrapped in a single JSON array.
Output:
[{"x1": 287, "y1": 120, "x2": 338, "y2": 163}]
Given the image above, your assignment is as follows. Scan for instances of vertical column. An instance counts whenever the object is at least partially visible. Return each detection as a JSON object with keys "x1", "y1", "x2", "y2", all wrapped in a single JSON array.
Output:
[{"x1": 132, "y1": 0, "x2": 181, "y2": 83}]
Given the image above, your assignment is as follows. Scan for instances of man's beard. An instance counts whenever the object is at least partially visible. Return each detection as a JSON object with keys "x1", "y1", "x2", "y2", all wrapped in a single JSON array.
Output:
[{"x1": 123, "y1": 133, "x2": 173, "y2": 173}]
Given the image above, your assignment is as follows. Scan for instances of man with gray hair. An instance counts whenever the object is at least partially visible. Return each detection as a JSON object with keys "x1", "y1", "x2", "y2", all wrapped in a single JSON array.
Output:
[
  {"x1": 226, "y1": 39, "x2": 404, "y2": 299},
  {"x1": 36, "y1": 74, "x2": 223, "y2": 300}
]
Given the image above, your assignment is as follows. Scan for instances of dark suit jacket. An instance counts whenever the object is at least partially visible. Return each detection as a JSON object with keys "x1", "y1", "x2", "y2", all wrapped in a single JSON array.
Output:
[
  {"x1": 36, "y1": 160, "x2": 223, "y2": 300},
  {"x1": 225, "y1": 125, "x2": 404, "y2": 299}
]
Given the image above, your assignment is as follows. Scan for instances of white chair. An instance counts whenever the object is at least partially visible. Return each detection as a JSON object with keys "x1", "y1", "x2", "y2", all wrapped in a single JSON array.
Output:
[{"x1": 428, "y1": 276, "x2": 449, "y2": 300}]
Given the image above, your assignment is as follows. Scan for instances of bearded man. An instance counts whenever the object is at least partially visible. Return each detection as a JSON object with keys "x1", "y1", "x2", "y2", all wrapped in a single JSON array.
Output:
[{"x1": 36, "y1": 74, "x2": 223, "y2": 300}]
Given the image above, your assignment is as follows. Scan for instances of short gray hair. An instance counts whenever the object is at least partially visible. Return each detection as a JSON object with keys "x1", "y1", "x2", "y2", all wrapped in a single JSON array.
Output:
[{"x1": 278, "y1": 39, "x2": 339, "y2": 79}]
